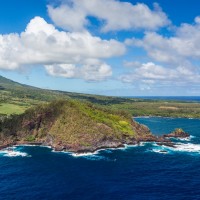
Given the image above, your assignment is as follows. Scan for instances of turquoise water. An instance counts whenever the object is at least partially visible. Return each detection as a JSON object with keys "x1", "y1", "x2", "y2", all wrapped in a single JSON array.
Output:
[{"x1": 0, "y1": 117, "x2": 200, "y2": 199}]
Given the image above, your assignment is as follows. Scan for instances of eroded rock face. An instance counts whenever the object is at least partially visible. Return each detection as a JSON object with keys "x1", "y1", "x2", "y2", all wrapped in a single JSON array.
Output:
[
  {"x1": 163, "y1": 128, "x2": 190, "y2": 138},
  {"x1": 132, "y1": 121, "x2": 151, "y2": 136}
]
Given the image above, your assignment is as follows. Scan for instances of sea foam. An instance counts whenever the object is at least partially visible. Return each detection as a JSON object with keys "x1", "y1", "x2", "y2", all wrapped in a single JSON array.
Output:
[
  {"x1": 170, "y1": 135, "x2": 196, "y2": 142},
  {"x1": 173, "y1": 143, "x2": 200, "y2": 153},
  {"x1": 149, "y1": 141, "x2": 200, "y2": 155},
  {"x1": 71, "y1": 152, "x2": 98, "y2": 157},
  {"x1": 0, "y1": 146, "x2": 31, "y2": 157},
  {"x1": 0, "y1": 149, "x2": 30, "y2": 157}
]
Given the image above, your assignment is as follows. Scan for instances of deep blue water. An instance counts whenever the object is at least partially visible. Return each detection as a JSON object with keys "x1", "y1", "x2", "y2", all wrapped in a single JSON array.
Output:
[
  {"x1": 1, "y1": 117, "x2": 200, "y2": 200},
  {"x1": 127, "y1": 96, "x2": 200, "y2": 102}
]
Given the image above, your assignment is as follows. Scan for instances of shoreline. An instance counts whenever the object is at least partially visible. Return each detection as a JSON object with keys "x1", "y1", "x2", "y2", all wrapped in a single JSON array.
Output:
[
  {"x1": 0, "y1": 142, "x2": 147, "y2": 157},
  {"x1": 0, "y1": 134, "x2": 192, "y2": 157},
  {"x1": 133, "y1": 115, "x2": 200, "y2": 119},
  {"x1": 0, "y1": 142, "x2": 126, "y2": 155},
  {"x1": 0, "y1": 138, "x2": 176, "y2": 155}
]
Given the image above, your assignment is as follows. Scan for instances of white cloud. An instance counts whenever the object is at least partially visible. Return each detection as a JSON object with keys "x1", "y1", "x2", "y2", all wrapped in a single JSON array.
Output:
[
  {"x1": 48, "y1": 0, "x2": 170, "y2": 32},
  {"x1": 48, "y1": 3, "x2": 87, "y2": 32},
  {"x1": 120, "y1": 62, "x2": 200, "y2": 86},
  {"x1": 45, "y1": 64, "x2": 77, "y2": 78},
  {"x1": 81, "y1": 62, "x2": 112, "y2": 81},
  {"x1": 126, "y1": 17, "x2": 200, "y2": 64},
  {"x1": 0, "y1": 17, "x2": 125, "y2": 81},
  {"x1": 123, "y1": 17, "x2": 200, "y2": 88},
  {"x1": 45, "y1": 60, "x2": 112, "y2": 81}
]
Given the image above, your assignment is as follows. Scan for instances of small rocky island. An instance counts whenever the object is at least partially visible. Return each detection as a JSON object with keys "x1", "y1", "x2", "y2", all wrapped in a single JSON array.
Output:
[
  {"x1": 0, "y1": 100, "x2": 190, "y2": 153},
  {"x1": 163, "y1": 128, "x2": 190, "y2": 138}
]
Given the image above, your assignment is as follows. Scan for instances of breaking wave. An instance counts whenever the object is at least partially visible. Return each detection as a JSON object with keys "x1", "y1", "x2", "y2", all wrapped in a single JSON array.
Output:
[
  {"x1": 147, "y1": 141, "x2": 200, "y2": 155},
  {"x1": 0, "y1": 147, "x2": 30, "y2": 157}
]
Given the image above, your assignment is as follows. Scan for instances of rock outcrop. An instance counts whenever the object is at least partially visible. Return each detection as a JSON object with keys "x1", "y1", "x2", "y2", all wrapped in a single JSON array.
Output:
[{"x1": 163, "y1": 128, "x2": 190, "y2": 138}]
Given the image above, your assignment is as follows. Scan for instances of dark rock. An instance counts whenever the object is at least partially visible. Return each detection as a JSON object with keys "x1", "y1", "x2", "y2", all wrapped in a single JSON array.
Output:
[
  {"x1": 54, "y1": 145, "x2": 64, "y2": 151},
  {"x1": 163, "y1": 128, "x2": 190, "y2": 138},
  {"x1": 0, "y1": 142, "x2": 17, "y2": 150},
  {"x1": 26, "y1": 142, "x2": 43, "y2": 145},
  {"x1": 157, "y1": 142, "x2": 176, "y2": 148},
  {"x1": 159, "y1": 150, "x2": 168, "y2": 153}
]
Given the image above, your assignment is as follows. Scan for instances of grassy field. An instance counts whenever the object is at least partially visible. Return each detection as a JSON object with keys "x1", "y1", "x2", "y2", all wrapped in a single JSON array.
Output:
[
  {"x1": 1, "y1": 75, "x2": 200, "y2": 118},
  {"x1": 0, "y1": 103, "x2": 27, "y2": 115},
  {"x1": 105, "y1": 101, "x2": 200, "y2": 118}
]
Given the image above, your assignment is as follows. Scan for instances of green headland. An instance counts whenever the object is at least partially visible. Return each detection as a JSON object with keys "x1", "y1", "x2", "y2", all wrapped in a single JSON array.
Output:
[{"x1": 0, "y1": 75, "x2": 196, "y2": 152}]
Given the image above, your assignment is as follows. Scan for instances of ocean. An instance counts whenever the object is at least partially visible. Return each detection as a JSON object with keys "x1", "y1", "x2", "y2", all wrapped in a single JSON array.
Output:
[
  {"x1": 1, "y1": 117, "x2": 200, "y2": 199},
  {"x1": 127, "y1": 96, "x2": 200, "y2": 102}
]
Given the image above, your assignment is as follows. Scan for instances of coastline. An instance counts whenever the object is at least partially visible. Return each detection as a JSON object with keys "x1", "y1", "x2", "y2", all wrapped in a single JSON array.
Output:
[
  {"x1": 0, "y1": 142, "x2": 126, "y2": 155},
  {"x1": 0, "y1": 132, "x2": 192, "y2": 157},
  {"x1": 133, "y1": 115, "x2": 200, "y2": 119},
  {"x1": 0, "y1": 136, "x2": 177, "y2": 156},
  {"x1": 0, "y1": 141, "x2": 149, "y2": 157}
]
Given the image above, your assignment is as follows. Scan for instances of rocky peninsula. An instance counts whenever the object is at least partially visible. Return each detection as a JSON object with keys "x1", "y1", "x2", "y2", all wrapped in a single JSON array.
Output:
[{"x1": 0, "y1": 100, "x2": 189, "y2": 153}]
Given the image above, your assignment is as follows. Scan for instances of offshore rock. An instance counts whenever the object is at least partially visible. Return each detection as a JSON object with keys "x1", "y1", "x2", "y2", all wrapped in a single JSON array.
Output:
[{"x1": 163, "y1": 128, "x2": 190, "y2": 138}]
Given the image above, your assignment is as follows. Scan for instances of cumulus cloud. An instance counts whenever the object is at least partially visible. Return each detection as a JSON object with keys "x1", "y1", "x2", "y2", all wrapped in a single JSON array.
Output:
[
  {"x1": 48, "y1": 0, "x2": 170, "y2": 32},
  {"x1": 126, "y1": 17, "x2": 200, "y2": 65},
  {"x1": 0, "y1": 17, "x2": 125, "y2": 81},
  {"x1": 120, "y1": 62, "x2": 200, "y2": 86},
  {"x1": 45, "y1": 60, "x2": 112, "y2": 81},
  {"x1": 122, "y1": 17, "x2": 200, "y2": 89}
]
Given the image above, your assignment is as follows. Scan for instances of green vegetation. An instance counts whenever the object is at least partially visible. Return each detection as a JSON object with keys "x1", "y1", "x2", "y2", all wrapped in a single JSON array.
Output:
[
  {"x1": 104, "y1": 101, "x2": 200, "y2": 118},
  {"x1": 0, "y1": 103, "x2": 27, "y2": 115},
  {"x1": 76, "y1": 102, "x2": 134, "y2": 136},
  {"x1": 0, "y1": 100, "x2": 138, "y2": 151},
  {"x1": 1, "y1": 75, "x2": 200, "y2": 118},
  {"x1": 175, "y1": 128, "x2": 184, "y2": 132},
  {"x1": 26, "y1": 135, "x2": 36, "y2": 142}
]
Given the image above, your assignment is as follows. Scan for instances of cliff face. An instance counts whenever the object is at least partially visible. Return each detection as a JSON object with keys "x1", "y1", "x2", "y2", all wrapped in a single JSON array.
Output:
[{"x1": 0, "y1": 100, "x2": 154, "y2": 153}]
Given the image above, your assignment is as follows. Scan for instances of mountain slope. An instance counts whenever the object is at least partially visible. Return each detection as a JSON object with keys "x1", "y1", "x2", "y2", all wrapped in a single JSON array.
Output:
[
  {"x1": 0, "y1": 75, "x2": 67, "y2": 115},
  {"x1": 1, "y1": 75, "x2": 200, "y2": 118}
]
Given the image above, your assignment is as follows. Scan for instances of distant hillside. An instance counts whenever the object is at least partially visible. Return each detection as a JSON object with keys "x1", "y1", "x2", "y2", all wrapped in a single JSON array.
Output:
[
  {"x1": 0, "y1": 75, "x2": 19, "y2": 86},
  {"x1": 1, "y1": 75, "x2": 200, "y2": 118},
  {"x1": 0, "y1": 99, "x2": 153, "y2": 153},
  {"x1": 0, "y1": 75, "x2": 137, "y2": 116},
  {"x1": 0, "y1": 75, "x2": 70, "y2": 115}
]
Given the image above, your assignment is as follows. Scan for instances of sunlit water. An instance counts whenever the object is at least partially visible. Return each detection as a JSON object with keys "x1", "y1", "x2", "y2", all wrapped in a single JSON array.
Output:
[{"x1": 1, "y1": 117, "x2": 200, "y2": 199}]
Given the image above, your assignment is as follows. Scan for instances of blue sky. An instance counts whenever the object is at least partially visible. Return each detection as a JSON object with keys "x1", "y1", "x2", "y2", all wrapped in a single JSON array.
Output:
[{"x1": 0, "y1": 0, "x2": 200, "y2": 96}]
